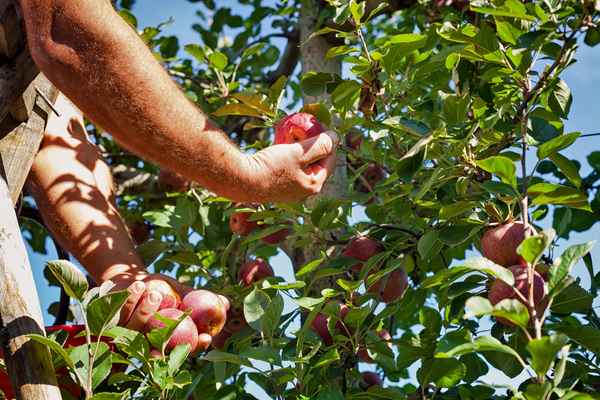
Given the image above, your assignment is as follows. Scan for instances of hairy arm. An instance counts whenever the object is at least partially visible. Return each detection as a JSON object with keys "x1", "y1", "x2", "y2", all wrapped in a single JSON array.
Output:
[{"x1": 19, "y1": 0, "x2": 337, "y2": 203}]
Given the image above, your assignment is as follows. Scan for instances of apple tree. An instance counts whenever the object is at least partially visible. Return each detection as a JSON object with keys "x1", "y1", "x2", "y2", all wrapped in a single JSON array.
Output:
[{"x1": 18, "y1": 0, "x2": 600, "y2": 399}]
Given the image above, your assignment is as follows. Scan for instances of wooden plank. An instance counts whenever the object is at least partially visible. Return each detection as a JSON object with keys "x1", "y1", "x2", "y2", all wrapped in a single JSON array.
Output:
[
  {"x1": 0, "y1": 74, "x2": 59, "y2": 205},
  {"x1": 0, "y1": 163, "x2": 62, "y2": 399},
  {"x1": 9, "y1": 81, "x2": 34, "y2": 121},
  {"x1": 0, "y1": 3, "x2": 21, "y2": 60},
  {"x1": 0, "y1": 41, "x2": 39, "y2": 124}
]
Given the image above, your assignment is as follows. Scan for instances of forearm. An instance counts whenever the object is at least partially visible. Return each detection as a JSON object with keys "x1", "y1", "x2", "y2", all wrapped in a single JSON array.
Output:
[
  {"x1": 28, "y1": 94, "x2": 148, "y2": 288},
  {"x1": 20, "y1": 0, "x2": 255, "y2": 201}
]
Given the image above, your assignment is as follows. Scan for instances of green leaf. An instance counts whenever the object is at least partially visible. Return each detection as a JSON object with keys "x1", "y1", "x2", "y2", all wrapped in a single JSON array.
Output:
[
  {"x1": 528, "y1": 183, "x2": 591, "y2": 211},
  {"x1": 136, "y1": 240, "x2": 167, "y2": 268},
  {"x1": 460, "y1": 257, "x2": 515, "y2": 285},
  {"x1": 418, "y1": 230, "x2": 444, "y2": 261},
  {"x1": 314, "y1": 348, "x2": 340, "y2": 367},
  {"x1": 471, "y1": 0, "x2": 535, "y2": 20},
  {"x1": 240, "y1": 345, "x2": 282, "y2": 367},
  {"x1": 168, "y1": 343, "x2": 191, "y2": 375},
  {"x1": 417, "y1": 358, "x2": 466, "y2": 388},
  {"x1": 478, "y1": 180, "x2": 520, "y2": 198},
  {"x1": 421, "y1": 267, "x2": 469, "y2": 289},
  {"x1": 516, "y1": 229, "x2": 555, "y2": 265},
  {"x1": 208, "y1": 50, "x2": 228, "y2": 71},
  {"x1": 203, "y1": 350, "x2": 254, "y2": 368},
  {"x1": 350, "y1": 0, "x2": 366, "y2": 22},
  {"x1": 112, "y1": 330, "x2": 149, "y2": 362},
  {"x1": 268, "y1": 75, "x2": 287, "y2": 110},
  {"x1": 326, "y1": 45, "x2": 359, "y2": 59},
  {"x1": 528, "y1": 115, "x2": 560, "y2": 145},
  {"x1": 465, "y1": 297, "x2": 529, "y2": 328},
  {"x1": 537, "y1": 132, "x2": 581, "y2": 160},
  {"x1": 262, "y1": 293, "x2": 284, "y2": 339},
  {"x1": 438, "y1": 224, "x2": 484, "y2": 247},
  {"x1": 301, "y1": 72, "x2": 334, "y2": 97},
  {"x1": 213, "y1": 103, "x2": 264, "y2": 119},
  {"x1": 70, "y1": 342, "x2": 112, "y2": 390},
  {"x1": 367, "y1": 2, "x2": 390, "y2": 21},
  {"x1": 548, "y1": 241, "x2": 596, "y2": 286},
  {"x1": 233, "y1": 91, "x2": 274, "y2": 116},
  {"x1": 45, "y1": 260, "x2": 88, "y2": 302},
  {"x1": 420, "y1": 307, "x2": 442, "y2": 333},
  {"x1": 547, "y1": 78, "x2": 573, "y2": 119},
  {"x1": 347, "y1": 386, "x2": 406, "y2": 400},
  {"x1": 395, "y1": 147, "x2": 426, "y2": 185},
  {"x1": 440, "y1": 202, "x2": 477, "y2": 220},
  {"x1": 381, "y1": 35, "x2": 427, "y2": 76},
  {"x1": 549, "y1": 153, "x2": 582, "y2": 188},
  {"x1": 443, "y1": 95, "x2": 471, "y2": 126},
  {"x1": 474, "y1": 156, "x2": 517, "y2": 186},
  {"x1": 87, "y1": 290, "x2": 130, "y2": 338},
  {"x1": 89, "y1": 392, "x2": 132, "y2": 400},
  {"x1": 383, "y1": 116, "x2": 431, "y2": 136},
  {"x1": 525, "y1": 334, "x2": 568, "y2": 375},
  {"x1": 317, "y1": 387, "x2": 346, "y2": 400},
  {"x1": 551, "y1": 283, "x2": 594, "y2": 313},
  {"x1": 27, "y1": 333, "x2": 78, "y2": 372},
  {"x1": 244, "y1": 288, "x2": 270, "y2": 332},
  {"x1": 553, "y1": 325, "x2": 600, "y2": 356},
  {"x1": 439, "y1": 336, "x2": 524, "y2": 363}
]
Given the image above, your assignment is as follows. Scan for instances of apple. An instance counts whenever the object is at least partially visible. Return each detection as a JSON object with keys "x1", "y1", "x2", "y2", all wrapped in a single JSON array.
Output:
[
  {"x1": 127, "y1": 221, "x2": 152, "y2": 245},
  {"x1": 137, "y1": 278, "x2": 181, "y2": 311},
  {"x1": 365, "y1": 267, "x2": 409, "y2": 303},
  {"x1": 488, "y1": 265, "x2": 546, "y2": 327},
  {"x1": 481, "y1": 221, "x2": 537, "y2": 268},
  {"x1": 142, "y1": 308, "x2": 198, "y2": 354},
  {"x1": 260, "y1": 221, "x2": 294, "y2": 245},
  {"x1": 211, "y1": 328, "x2": 233, "y2": 351},
  {"x1": 357, "y1": 329, "x2": 392, "y2": 363},
  {"x1": 238, "y1": 259, "x2": 274, "y2": 287},
  {"x1": 157, "y1": 169, "x2": 191, "y2": 193},
  {"x1": 342, "y1": 237, "x2": 384, "y2": 272},
  {"x1": 535, "y1": 263, "x2": 549, "y2": 281},
  {"x1": 362, "y1": 164, "x2": 387, "y2": 189},
  {"x1": 309, "y1": 300, "x2": 355, "y2": 347},
  {"x1": 229, "y1": 203, "x2": 261, "y2": 237},
  {"x1": 273, "y1": 112, "x2": 327, "y2": 145},
  {"x1": 223, "y1": 306, "x2": 249, "y2": 333},
  {"x1": 346, "y1": 130, "x2": 364, "y2": 150},
  {"x1": 361, "y1": 371, "x2": 383, "y2": 389},
  {"x1": 179, "y1": 290, "x2": 228, "y2": 336}
]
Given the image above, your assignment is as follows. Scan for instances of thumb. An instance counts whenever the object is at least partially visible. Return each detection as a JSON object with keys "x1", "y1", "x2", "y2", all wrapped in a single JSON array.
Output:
[{"x1": 298, "y1": 131, "x2": 339, "y2": 165}]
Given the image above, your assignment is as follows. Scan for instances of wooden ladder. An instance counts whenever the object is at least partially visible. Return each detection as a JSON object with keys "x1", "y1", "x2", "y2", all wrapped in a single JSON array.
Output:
[{"x1": 0, "y1": 1, "x2": 63, "y2": 399}]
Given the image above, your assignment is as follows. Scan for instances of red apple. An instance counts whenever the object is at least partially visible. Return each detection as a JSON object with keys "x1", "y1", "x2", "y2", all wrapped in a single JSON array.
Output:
[
  {"x1": 361, "y1": 371, "x2": 383, "y2": 389},
  {"x1": 137, "y1": 278, "x2": 181, "y2": 311},
  {"x1": 260, "y1": 221, "x2": 295, "y2": 245},
  {"x1": 357, "y1": 329, "x2": 392, "y2": 363},
  {"x1": 157, "y1": 169, "x2": 191, "y2": 193},
  {"x1": 365, "y1": 267, "x2": 408, "y2": 303},
  {"x1": 481, "y1": 221, "x2": 537, "y2": 268},
  {"x1": 309, "y1": 300, "x2": 355, "y2": 347},
  {"x1": 179, "y1": 290, "x2": 228, "y2": 336},
  {"x1": 142, "y1": 308, "x2": 198, "y2": 354},
  {"x1": 238, "y1": 259, "x2": 274, "y2": 287},
  {"x1": 362, "y1": 164, "x2": 387, "y2": 188},
  {"x1": 488, "y1": 265, "x2": 546, "y2": 327},
  {"x1": 229, "y1": 203, "x2": 261, "y2": 237},
  {"x1": 346, "y1": 130, "x2": 364, "y2": 150},
  {"x1": 273, "y1": 112, "x2": 327, "y2": 145},
  {"x1": 223, "y1": 306, "x2": 249, "y2": 333},
  {"x1": 127, "y1": 221, "x2": 152, "y2": 245},
  {"x1": 211, "y1": 329, "x2": 233, "y2": 351},
  {"x1": 342, "y1": 237, "x2": 384, "y2": 272}
]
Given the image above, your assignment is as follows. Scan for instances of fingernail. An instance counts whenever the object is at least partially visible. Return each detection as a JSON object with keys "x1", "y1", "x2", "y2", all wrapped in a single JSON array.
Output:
[
  {"x1": 149, "y1": 292, "x2": 161, "y2": 305},
  {"x1": 132, "y1": 281, "x2": 144, "y2": 293},
  {"x1": 327, "y1": 131, "x2": 340, "y2": 146}
]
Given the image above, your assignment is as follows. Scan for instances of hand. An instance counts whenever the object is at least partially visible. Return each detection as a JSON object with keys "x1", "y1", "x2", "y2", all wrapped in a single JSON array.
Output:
[
  {"x1": 111, "y1": 273, "x2": 214, "y2": 355},
  {"x1": 240, "y1": 131, "x2": 339, "y2": 203}
]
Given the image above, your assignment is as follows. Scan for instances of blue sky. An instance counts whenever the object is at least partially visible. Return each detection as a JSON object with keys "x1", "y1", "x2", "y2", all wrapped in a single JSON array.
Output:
[{"x1": 22, "y1": 0, "x2": 600, "y2": 397}]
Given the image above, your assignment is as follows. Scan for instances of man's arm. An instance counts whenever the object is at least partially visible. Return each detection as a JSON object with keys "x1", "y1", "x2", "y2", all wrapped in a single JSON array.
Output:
[{"x1": 19, "y1": 0, "x2": 338, "y2": 203}]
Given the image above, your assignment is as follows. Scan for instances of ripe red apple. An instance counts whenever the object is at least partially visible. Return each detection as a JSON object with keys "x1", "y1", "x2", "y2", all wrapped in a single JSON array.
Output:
[
  {"x1": 157, "y1": 169, "x2": 191, "y2": 193},
  {"x1": 481, "y1": 221, "x2": 537, "y2": 268},
  {"x1": 223, "y1": 306, "x2": 249, "y2": 333},
  {"x1": 211, "y1": 328, "x2": 233, "y2": 351},
  {"x1": 179, "y1": 290, "x2": 228, "y2": 336},
  {"x1": 357, "y1": 329, "x2": 392, "y2": 363},
  {"x1": 488, "y1": 265, "x2": 546, "y2": 327},
  {"x1": 309, "y1": 300, "x2": 355, "y2": 347},
  {"x1": 361, "y1": 371, "x2": 383, "y2": 389},
  {"x1": 229, "y1": 203, "x2": 261, "y2": 237},
  {"x1": 362, "y1": 165, "x2": 387, "y2": 189},
  {"x1": 260, "y1": 221, "x2": 294, "y2": 245},
  {"x1": 365, "y1": 267, "x2": 408, "y2": 303},
  {"x1": 142, "y1": 308, "x2": 198, "y2": 354},
  {"x1": 238, "y1": 259, "x2": 274, "y2": 287},
  {"x1": 273, "y1": 112, "x2": 327, "y2": 145},
  {"x1": 346, "y1": 130, "x2": 364, "y2": 150},
  {"x1": 342, "y1": 237, "x2": 384, "y2": 272},
  {"x1": 137, "y1": 278, "x2": 181, "y2": 311},
  {"x1": 127, "y1": 221, "x2": 152, "y2": 245}
]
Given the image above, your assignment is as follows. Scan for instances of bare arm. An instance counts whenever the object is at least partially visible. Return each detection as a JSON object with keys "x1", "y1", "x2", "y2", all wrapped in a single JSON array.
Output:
[{"x1": 20, "y1": 0, "x2": 338, "y2": 203}]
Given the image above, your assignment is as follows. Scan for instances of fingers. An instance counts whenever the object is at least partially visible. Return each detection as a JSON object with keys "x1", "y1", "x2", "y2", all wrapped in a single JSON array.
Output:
[
  {"x1": 125, "y1": 290, "x2": 162, "y2": 332},
  {"x1": 190, "y1": 333, "x2": 212, "y2": 358},
  {"x1": 298, "y1": 131, "x2": 339, "y2": 166},
  {"x1": 119, "y1": 281, "x2": 145, "y2": 327}
]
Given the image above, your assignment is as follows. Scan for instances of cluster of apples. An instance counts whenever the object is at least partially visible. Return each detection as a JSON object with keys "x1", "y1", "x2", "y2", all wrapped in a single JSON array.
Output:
[
  {"x1": 480, "y1": 221, "x2": 547, "y2": 327},
  {"x1": 140, "y1": 278, "x2": 229, "y2": 355},
  {"x1": 212, "y1": 259, "x2": 275, "y2": 350}
]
